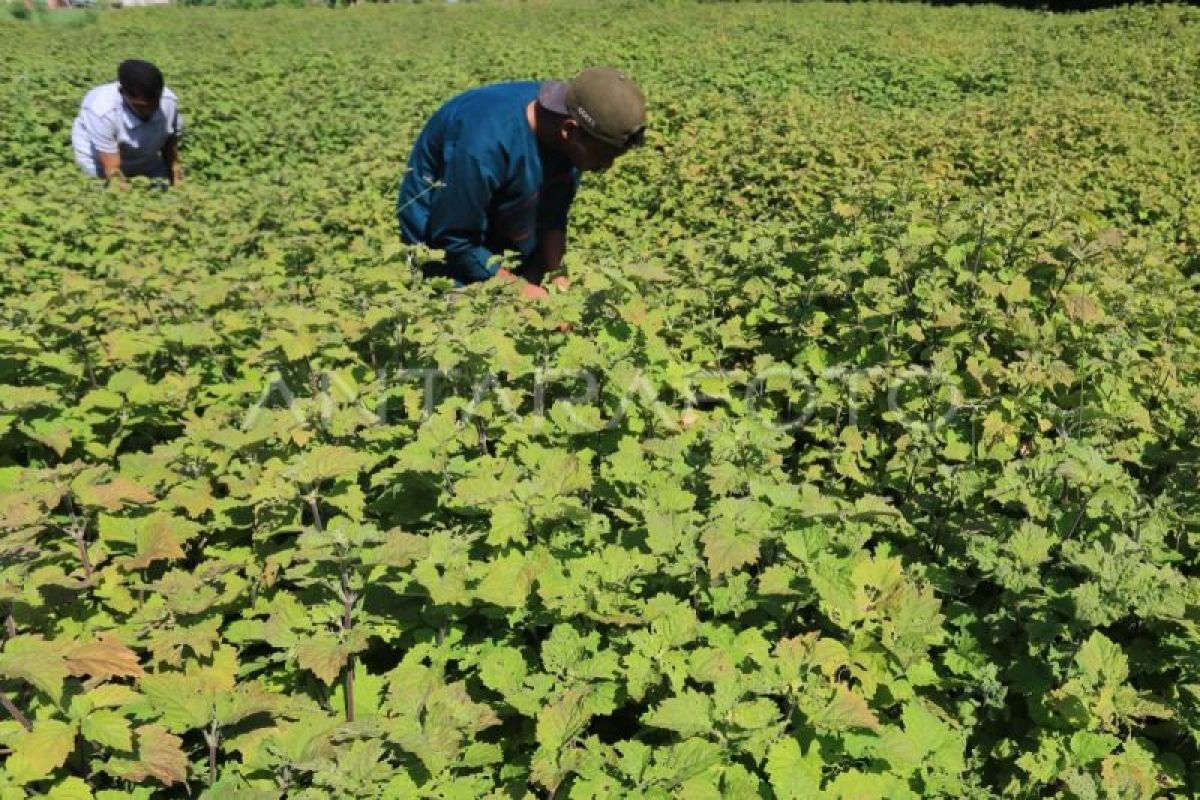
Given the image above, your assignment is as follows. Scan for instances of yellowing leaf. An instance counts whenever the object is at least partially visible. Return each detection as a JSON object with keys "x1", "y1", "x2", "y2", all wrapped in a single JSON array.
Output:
[
  {"x1": 272, "y1": 329, "x2": 318, "y2": 362},
  {"x1": 165, "y1": 481, "x2": 216, "y2": 518},
  {"x1": 66, "y1": 635, "x2": 144, "y2": 682},
  {"x1": 813, "y1": 684, "x2": 881, "y2": 733},
  {"x1": 296, "y1": 635, "x2": 350, "y2": 686},
  {"x1": 192, "y1": 646, "x2": 240, "y2": 694},
  {"x1": 122, "y1": 515, "x2": 189, "y2": 570},
  {"x1": 701, "y1": 528, "x2": 759, "y2": 577},
  {"x1": 1063, "y1": 292, "x2": 1104, "y2": 324},
  {"x1": 75, "y1": 477, "x2": 156, "y2": 511},
  {"x1": 124, "y1": 724, "x2": 189, "y2": 786}
]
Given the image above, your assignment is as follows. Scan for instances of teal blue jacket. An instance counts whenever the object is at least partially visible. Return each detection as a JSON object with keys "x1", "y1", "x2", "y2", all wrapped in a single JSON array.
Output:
[{"x1": 397, "y1": 81, "x2": 581, "y2": 284}]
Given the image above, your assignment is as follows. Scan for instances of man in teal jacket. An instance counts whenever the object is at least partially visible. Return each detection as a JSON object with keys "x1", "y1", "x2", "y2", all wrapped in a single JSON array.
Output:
[{"x1": 397, "y1": 67, "x2": 646, "y2": 300}]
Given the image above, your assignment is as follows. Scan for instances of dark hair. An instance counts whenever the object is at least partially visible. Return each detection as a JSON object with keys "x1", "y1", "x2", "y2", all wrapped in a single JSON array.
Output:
[{"x1": 117, "y1": 60, "x2": 164, "y2": 101}]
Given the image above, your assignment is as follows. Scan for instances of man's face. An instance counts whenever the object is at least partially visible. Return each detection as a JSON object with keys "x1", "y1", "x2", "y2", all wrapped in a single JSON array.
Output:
[
  {"x1": 120, "y1": 88, "x2": 160, "y2": 122},
  {"x1": 561, "y1": 119, "x2": 626, "y2": 173}
]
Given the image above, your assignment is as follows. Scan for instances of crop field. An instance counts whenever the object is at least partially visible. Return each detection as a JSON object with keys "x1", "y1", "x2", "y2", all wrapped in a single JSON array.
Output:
[{"x1": 1, "y1": 1, "x2": 1199, "y2": 797}]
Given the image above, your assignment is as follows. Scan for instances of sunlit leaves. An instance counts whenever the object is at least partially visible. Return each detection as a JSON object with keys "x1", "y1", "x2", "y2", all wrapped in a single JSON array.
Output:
[
  {"x1": 0, "y1": 2, "x2": 1198, "y2": 797},
  {"x1": 4, "y1": 720, "x2": 78, "y2": 785},
  {"x1": 81, "y1": 709, "x2": 135, "y2": 751}
]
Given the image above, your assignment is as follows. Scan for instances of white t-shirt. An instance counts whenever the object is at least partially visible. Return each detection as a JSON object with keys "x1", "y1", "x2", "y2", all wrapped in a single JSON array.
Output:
[{"x1": 71, "y1": 82, "x2": 182, "y2": 178}]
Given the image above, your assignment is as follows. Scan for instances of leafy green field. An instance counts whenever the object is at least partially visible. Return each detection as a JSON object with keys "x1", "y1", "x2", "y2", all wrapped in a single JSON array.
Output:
[{"x1": 2, "y1": 2, "x2": 1199, "y2": 797}]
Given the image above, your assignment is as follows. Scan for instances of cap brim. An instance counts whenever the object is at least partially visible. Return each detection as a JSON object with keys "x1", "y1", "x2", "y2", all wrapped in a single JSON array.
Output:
[{"x1": 537, "y1": 80, "x2": 569, "y2": 115}]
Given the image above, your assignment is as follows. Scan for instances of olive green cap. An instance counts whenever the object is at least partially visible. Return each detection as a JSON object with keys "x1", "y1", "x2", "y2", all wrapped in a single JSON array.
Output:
[{"x1": 538, "y1": 67, "x2": 646, "y2": 149}]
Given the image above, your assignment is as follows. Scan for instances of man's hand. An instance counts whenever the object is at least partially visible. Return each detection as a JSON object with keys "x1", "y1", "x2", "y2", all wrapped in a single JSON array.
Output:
[
  {"x1": 496, "y1": 267, "x2": 550, "y2": 301},
  {"x1": 519, "y1": 281, "x2": 549, "y2": 301},
  {"x1": 550, "y1": 275, "x2": 570, "y2": 292},
  {"x1": 170, "y1": 162, "x2": 184, "y2": 185},
  {"x1": 97, "y1": 151, "x2": 126, "y2": 189}
]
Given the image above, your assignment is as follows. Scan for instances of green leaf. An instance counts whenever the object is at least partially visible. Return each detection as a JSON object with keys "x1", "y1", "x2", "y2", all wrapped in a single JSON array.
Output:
[
  {"x1": 642, "y1": 689, "x2": 714, "y2": 737},
  {"x1": 941, "y1": 431, "x2": 972, "y2": 462},
  {"x1": 1070, "y1": 730, "x2": 1120, "y2": 765},
  {"x1": 873, "y1": 702, "x2": 964, "y2": 776},
  {"x1": 0, "y1": 634, "x2": 68, "y2": 704},
  {"x1": 656, "y1": 737, "x2": 724, "y2": 786},
  {"x1": 79, "y1": 684, "x2": 143, "y2": 711},
  {"x1": 527, "y1": 445, "x2": 593, "y2": 496},
  {"x1": 5, "y1": 719, "x2": 77, "y2": 785},
  {"x1": 475, "y1": 552, "x2": 536, "y2": 608},
  {"x1": 138, "y1": 672, "x2": 210, "y2": 732},
  {"x1": 214, "y1": 684, "x2": 284, "y2": 727},
  {"x1": 45, "y1": 777, "x2": 94, "y2": 800},
  {"x1": 536, "y1": 685, "x2": 593, "y2": 751},
  {"x1": 330, "y1": 663, "x2": 386, "y2": 721},
  {"x1": 81, "y1": 709, "x2": 134, "y2": 751},
  {"x1": 766, "y1": 737, "x2": 822, "y2": 799},
  {"x1": 720, "y1": 762, "x2": 763, "y2": 798},
  {"x1": 486, "y1": 501, "x2": 528, "y2": 547},
  {"x1": 1075, "y1": 632, "x2": 1129, "y2": 685},
  {"x1": 606, "y1": 437, "x2": 651, "y2": 484},
  {"x1": 275, "y1": 714, "x2": 341, "y2": 764},
  {"x1": 730, "y1": 698, "x2": 780, "y2": 730},
  {"x1": 478, "y1": 645, "x2": 537, "y2": 714},
  {"x1": 288, "y1": 445, "x2": 374, "y2": 484},
  {"x1": 363, "y1": 531, "x2": 429, "y2": 568},
  {"x1": 826, "y1": 769, "x2": 914, "y2": 799}
]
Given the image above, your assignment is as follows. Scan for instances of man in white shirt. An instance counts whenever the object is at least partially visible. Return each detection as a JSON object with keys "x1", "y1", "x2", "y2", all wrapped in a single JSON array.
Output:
[{"x1": 71, "y1": 60, "x2": 183, "y2": 185}]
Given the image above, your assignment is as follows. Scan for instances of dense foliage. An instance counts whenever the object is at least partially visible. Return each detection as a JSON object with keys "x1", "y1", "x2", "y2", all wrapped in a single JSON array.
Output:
[{"x1": 1, "y1": 2, "x2": 1199, "y2": 797}]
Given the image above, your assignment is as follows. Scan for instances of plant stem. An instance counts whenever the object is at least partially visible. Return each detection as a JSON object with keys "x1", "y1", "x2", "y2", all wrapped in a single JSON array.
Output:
[
  {"x1": 67, "y1": 498, "x2": 93, "y2": 580},
  {"x1": 341, "y1": 565, "x2": 356, "y2": 723},
  {"x1": 307, "y1": 494, "x2": 324, "y2": 533},
  {"x1": 0, "y1": 692, "x2": 32, "y2": 731},
  {"x1": 205, "y1": 717, "x2": 220, "y2": 786},
  {"x1": 0, "y1": 606, "x2": 29, "y2": 731},
  {"x1": 73, "y1": 526, "x2": 94, "y2": 581},
  {"x1": 77, "y1": 335, "x2": 98, "y2": 389},
  {"x1": 310, "y1": 491, "x2": 356, "y2": 723}
]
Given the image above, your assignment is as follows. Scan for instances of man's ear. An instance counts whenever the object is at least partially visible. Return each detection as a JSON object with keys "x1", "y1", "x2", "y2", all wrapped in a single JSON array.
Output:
[{"x1": 560, "y1": 117, "x2": 578, "y2": 144}]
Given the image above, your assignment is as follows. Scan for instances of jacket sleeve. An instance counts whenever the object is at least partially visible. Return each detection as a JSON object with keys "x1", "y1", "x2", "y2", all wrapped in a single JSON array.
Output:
[
  {"x1": 425, "y1": 140, "x2": 501, "y2": 284},
  {"x1": 82, "y1": 106, "x2": 119, "y2": 154}
]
